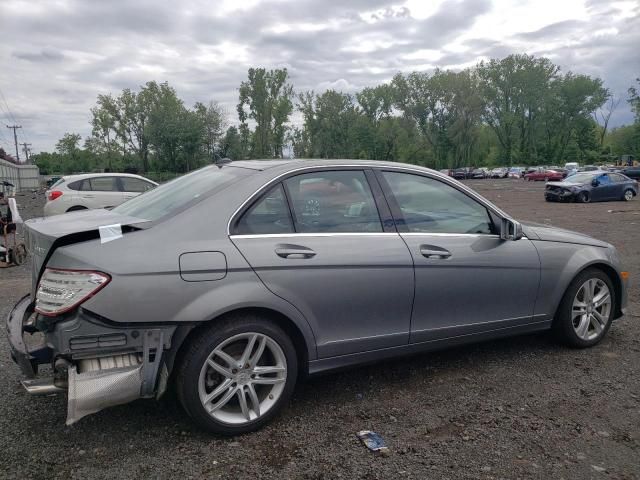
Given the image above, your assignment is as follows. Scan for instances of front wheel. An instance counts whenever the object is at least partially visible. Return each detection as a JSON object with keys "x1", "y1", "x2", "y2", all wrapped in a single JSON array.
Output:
[
  {"x1": 578, "y1": 191, "x2": 590, "y2": 203},
  {"x1": 553, "y1": 268, "x2": 615, "y2": 348},
  {"x1": 176, "y1": 314, "x2": 298, "y2": 435}
]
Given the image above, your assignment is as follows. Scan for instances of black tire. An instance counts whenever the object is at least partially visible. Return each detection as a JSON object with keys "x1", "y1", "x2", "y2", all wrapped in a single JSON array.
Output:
[
  {"x1": 66, "y1": 205, "x2": 88, "y2": 212},
  {"x1": 176, "y1": 313, "x2": 298, "y2": 435},
  {"x1": 578, "y1": 191, "x2": 590, "y2": 203},
  {"x1": 622, "y1": 189, "x2": 634, "y2": 202},
  {"x1": 553, "y1": 268, "x2": 616, "y2": 348}
]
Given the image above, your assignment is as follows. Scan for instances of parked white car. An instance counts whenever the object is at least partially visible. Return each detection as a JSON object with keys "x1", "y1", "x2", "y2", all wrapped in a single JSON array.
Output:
[{"x1": 44, "y1": 173, "x2": 158, "y2": 216}]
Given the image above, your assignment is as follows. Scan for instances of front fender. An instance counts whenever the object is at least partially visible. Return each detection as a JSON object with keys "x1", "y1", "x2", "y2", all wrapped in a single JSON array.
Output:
[{"x1": 532, "y1": 241, "x2": 625, "y2": 320}]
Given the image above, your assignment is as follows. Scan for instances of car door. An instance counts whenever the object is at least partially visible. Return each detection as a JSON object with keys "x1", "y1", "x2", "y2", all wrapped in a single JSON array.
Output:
[
  {"x1": 591, "y1": 173, "x2": 616, "y2": 201},
  {"x1": 376, "y1": 169, "x2": 541, "y2": 343},
  {"x1": 230, "y1": 168, "x2": 415, "y2": 358},
  {"x1": 85, "y1": 176, "x2": 122, "y2": 209}
]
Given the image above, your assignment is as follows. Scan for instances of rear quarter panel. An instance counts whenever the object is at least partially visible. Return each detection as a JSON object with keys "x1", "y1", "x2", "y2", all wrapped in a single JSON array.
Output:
[{"x1": 43, "y1": 178, "x2": 319, "y2": 360}]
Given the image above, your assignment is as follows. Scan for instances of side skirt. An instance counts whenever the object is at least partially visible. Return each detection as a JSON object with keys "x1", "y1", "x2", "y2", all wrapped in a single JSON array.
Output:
[{"x1": 307, "y1": 320, "x2": 552, "y2": 375}]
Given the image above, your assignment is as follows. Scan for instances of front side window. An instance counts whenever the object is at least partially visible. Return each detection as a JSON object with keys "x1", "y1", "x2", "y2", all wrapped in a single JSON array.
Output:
[
  {"x1": 235, "y1": 184, "x2": 293, "y2": 235},
  {"x1": 284, "y1": 170, "x2": 382, "y2": 233},
  {"x1": 382, "y1": 171, "x2": 494, "y2": 234}
]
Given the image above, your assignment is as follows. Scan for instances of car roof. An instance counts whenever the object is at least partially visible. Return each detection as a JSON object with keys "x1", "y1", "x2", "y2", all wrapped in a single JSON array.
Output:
[
  {"x1": 225, "y1": 159, "x2": 454, "y2": 175},
  {"x1": 60, "y1": 172, "x2": 157, "y2": 183}
]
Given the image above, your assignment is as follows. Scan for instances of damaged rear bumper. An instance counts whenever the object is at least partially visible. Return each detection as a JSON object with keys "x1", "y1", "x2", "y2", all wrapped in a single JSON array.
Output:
[{"x1": 6, "y1": 294, "x2": 177, "y2": 425}]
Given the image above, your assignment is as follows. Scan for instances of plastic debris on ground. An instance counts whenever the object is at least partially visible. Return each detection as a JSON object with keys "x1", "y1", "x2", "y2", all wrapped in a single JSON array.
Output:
[{"x1": 356, "y1": 430, "x2": 389, "y2": 456}]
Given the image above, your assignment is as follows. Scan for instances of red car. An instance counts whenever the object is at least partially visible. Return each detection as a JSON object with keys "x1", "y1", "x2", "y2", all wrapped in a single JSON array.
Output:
[{"x1": 524, "y1": 169, "x2": 563, "y2": 182}]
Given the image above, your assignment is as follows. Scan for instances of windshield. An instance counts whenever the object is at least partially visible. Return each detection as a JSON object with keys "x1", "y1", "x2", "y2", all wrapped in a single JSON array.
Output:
[
  {"x1": 113, "y1": 165, "x2": 251, "y2": 222},
  {"x1": 565, "y1": 173, "x2": 596, "y2": 183}
]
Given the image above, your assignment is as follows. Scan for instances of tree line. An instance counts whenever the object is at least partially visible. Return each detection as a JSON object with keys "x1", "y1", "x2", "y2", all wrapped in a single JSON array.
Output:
[{"x1": 33, "y1": 54, "x2": 640, "y2": 176}]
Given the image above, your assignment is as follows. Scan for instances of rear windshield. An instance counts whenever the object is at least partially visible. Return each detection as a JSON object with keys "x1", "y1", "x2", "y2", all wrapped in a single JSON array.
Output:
[{"x1": 113, "y1": 165, "x2": 251, "y2": 222}]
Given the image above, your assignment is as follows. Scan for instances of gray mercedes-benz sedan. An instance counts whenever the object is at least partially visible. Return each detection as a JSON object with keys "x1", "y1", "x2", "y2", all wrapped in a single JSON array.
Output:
[{"x1": 7, "y1": 160, "x2": 629, "y2": 435}]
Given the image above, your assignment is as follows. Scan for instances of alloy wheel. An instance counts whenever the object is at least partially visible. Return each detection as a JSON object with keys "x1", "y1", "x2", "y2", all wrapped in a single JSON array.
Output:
[
  {"x1": 572, "y1": 279, "x2": 612, "y2": 341},
  {"x1": 624, "y1": 190, "x2": 633, "y2": 201},
  {"x1": 198, "y1": 332, "x2": 287, "y2": 425}
]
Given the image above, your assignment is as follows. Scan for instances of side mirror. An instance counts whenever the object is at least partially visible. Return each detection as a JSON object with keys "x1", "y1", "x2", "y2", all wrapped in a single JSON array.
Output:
[
  {"x1": 500, "y1": 218, "x2": 523, "y2": 241},
  {"x1": 592, "y1": 179, "x2": 599, "y2": 187}
]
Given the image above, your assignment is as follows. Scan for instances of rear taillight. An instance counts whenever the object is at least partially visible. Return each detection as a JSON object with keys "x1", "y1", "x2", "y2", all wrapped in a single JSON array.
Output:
[
  {"x1": 48, "y1": 190, "x2": 63, "y2": 201},
  {"x1": 35, "y1": 268, "x2": 111, "y2": 316}
]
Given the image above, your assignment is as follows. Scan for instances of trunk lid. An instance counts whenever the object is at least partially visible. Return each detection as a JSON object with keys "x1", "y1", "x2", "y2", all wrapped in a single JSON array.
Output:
[{"x1": 25, "y1": 209, "x2": 147, "y2": 295}]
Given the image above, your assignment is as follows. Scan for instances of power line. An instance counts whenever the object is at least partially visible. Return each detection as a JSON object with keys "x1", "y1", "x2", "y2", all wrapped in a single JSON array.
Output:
[{"x1": 0, "y1": 88, "x2": 33, "y2": 150}]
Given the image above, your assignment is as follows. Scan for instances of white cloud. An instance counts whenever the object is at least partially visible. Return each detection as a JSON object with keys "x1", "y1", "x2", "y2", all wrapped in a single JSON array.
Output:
[{"x1": 0, "y1": 0, "x2": 636, "y2": 154}]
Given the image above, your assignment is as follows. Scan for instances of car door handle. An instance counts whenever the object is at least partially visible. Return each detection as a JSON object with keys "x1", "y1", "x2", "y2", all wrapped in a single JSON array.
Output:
[
  {"x1": 419, "y1": 245, "x2": 452, "y2": 259},
  {"x1": 81, "y1": 195, "x2": 95, "y2": 198},
  {"x1": 275, "y1": 245, "x2": 316, "y2": 259}
]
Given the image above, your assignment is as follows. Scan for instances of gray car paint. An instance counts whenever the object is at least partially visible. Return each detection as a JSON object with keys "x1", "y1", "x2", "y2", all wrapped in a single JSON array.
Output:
[{"x1": 19, "y1": 160, "x2": 629, "y2": 380}]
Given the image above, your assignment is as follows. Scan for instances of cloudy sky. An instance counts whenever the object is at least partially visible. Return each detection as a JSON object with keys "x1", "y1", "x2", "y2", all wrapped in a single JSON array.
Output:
[{"x1": 0, "y1": 0, "x2": 638, "y2": 155}]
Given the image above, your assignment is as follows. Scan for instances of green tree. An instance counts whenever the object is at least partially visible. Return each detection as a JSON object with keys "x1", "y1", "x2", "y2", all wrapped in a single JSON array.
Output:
[{"x1": 237, "y1": 68, "x2": 294, "y2": 158}]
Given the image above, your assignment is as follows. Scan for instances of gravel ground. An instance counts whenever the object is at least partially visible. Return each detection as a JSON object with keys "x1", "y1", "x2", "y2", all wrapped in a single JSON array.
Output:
[{"x1": 1, "y1": 181, "x2": 639, "y2": 480}]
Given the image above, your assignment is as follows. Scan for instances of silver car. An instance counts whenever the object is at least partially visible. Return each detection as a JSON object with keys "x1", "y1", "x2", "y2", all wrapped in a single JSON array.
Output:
[{"x1": 7, "y1": 160, "x2": 629, "y2": 435}]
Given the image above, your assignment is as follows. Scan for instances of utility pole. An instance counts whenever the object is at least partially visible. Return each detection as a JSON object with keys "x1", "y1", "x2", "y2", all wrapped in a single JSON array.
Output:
[
  {"x1": 6, "y1": 125, "x2": 22, "y2": 161},
  {"x1": 20, "y1": 142, "x2": 32, "y2": 163}
]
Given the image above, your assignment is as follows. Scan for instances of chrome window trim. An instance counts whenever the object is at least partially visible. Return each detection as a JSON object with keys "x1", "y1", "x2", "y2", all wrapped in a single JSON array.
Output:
[
  {"x1": 226, "y1": 163, "x2": 512, "y2": 236},
  {"x1": 400, "y1": 232, "x2": 500, "y2": 238},
  {"x1": 230, "y1": 232, "x2": 399, "y2": 239}
]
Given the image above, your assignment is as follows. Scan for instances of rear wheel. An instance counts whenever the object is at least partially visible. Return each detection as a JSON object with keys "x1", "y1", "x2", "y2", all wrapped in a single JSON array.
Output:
[
  {"x1": 553, "y1": 268, "x2": 615, "y2": 348},
  {"x1": 623, "y1": 189, "x2": 634, "y2": 201},
  {"x1": 176, "y1": 314, "x2": 297, "y2": 435},
  {"x1": 578, "y1": 191, "x2": 590, "y2": 203}
]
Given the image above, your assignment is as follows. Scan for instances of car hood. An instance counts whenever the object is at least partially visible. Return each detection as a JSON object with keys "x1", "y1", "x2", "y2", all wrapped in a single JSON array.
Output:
[
  {"x1": 521, "y1": 222, "x2": 609, "y2": 248},
  {"x1": 25, "y1": 209, "x2": 147, "y2": 295}
]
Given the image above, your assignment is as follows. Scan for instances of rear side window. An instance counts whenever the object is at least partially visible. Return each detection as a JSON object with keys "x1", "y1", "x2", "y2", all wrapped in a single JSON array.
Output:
[
  {"x1": 235, "y1": 184, "x2": 294, "y2": 235},
  {"x1": 284, "y1": 170, "x2": 382, "y2": 233},
  {"x1": 120, "y1": 177, "x2": 155, "y2": 192},
  {"x1": 68, "y1": 179, "x2": 91, "y2": 191},
  {"x1": 609, "y1": 173, "x2": 626, "y2": 182},
  {"x1": 89, "y1": 177, "x2": 118, "y2": 191}
]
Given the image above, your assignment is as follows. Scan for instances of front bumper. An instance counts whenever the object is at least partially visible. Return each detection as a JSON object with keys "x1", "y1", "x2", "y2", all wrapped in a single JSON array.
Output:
[
  {"x1": 545, "y1": 190, "x2": 576, "y2": 202},
  {"x1": 6, "y1": 294, "x2": 177, "y2": 424}
]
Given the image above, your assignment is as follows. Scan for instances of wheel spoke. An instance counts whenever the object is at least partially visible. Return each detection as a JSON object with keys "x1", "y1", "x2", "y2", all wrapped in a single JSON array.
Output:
[
  {"x1": 240, "y1": 334, "x2": 258, "y2": 365},
  {"x1": 207, "y1": 358, "x2": 233, "y2": 378},
  {"x1": 590, "y1": 314, "x2": 603, "y2": 335},
  {"x1": 204, "y1": 377, "x2": 233, "y2": 404},
  {"x1": 247, "y1": 383, "x2": 261, "y2": 417},
  {"x1": 253, "y1": 376, "x2": 286, "y2": 385},
  {"x1": 253, "y1": 365, "x2": 286, "y2": 375},
  {"x1": 592, "y1": 309, "x2": 606, "y2": 327},
  {"x1": 208, "y1": 383, "x2": 237, "y2": 412},
  {"x1": 576, "y1": 314, "x2": 590, "y2": 339},
  {"x1": 593, "y1": 292, "x2": 610, "y2": 308},
  {"x1": 584, "y1": 280, "x2": 594, "y2": 302},
  {"x1": 214, "y1": 348, "x2": 239, "y2": 369},
  {"x1": 237, "y1": 387, "x2": 251, "y2": 421},
  {"x1": 249, "y1": 335, "x2": 267, "y2": 367}
]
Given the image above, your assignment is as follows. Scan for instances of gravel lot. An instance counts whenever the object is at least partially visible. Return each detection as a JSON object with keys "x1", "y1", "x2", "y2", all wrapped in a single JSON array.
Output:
[{"x1": 1, "y1": 180, "x2": 639, "y2": 480}]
